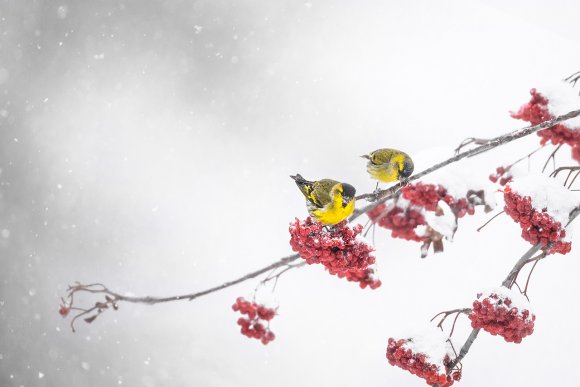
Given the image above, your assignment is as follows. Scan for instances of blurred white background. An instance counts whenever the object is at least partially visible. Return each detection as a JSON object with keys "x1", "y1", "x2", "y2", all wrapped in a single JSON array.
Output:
[{"x1": 1, "y1": 1, "x2": 579, "y2": 386}]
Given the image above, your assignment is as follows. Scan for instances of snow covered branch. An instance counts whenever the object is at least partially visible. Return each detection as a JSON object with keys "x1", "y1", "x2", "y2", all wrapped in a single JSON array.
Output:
[
  {"x1": 445, "y1": 206, "x2": 580, "y2": 374},
  {"x1": 353, "y1": 108, "x2": 580, "y2": 208},
  {"x1": 60, "y1": 108, "x2": 580, "y2": 333}
]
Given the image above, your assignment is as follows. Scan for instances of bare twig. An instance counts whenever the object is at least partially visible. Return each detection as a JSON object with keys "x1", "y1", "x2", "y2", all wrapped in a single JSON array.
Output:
[
  {"x1": 447, "y1": 328, "x2": 480, "y2": 371},
  {"x1": 476, "y1": 210, "x2": 505, "y2": 232},
  {"x1": 454, "y1": 137, "x2": 490, "y2": 154},
  {"x1": 565, "y1": 70, "x2": 580, "y2": 88},
  {"x1": 549, "y1": 166, "x2": 580, "y2": 179},
  {"x1": 430, "y1": 308, "x2": 471, "y2": 338},
  {"x1": 259, "y1": 262, "x2": 307, "y2": 293}
]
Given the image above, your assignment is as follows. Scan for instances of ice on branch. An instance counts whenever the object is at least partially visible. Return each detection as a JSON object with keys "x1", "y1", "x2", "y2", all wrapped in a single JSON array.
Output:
[
  {"x1": 386, "y1": 326, "x2": 460, "y2": 386},
  {"x1": 504, "y1": 174, "x2": 577, "y2": 254},
  {"x1": 469, "y1": 287, "x2": 535, "y2": 343},
  {"x1": 288, "y1": 218, "x2": 381, "y2": 289},
  {"x1": 511, "y1": 84, "x2": 580, "y2": 162}
]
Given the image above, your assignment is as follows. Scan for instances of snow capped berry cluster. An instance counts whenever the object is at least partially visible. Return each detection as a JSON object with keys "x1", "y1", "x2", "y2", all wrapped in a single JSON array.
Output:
[
  {"x1": 366, "y1": 182, "x2": 491, "y2": 257},
  {"x1": 469, "y1": 288, "x2": 535, "y2": 343},
  {"x1": 366, "y1": 204, "x2": 426, "y2": 242},
  {"x1": 489, "y1": 166, "x2": 513, "y2": 186},
  {"x1": 289, "y1": 217, "x2": 380, "y2": 288},
  {"x1": 386, "y1": 333, "x2": 459, "y2": 387},
  {"x1": 511, "y1": 87, "x2": 580, "y2": 162},
  {"x1": 503, "y1": 175, "x2": 576, "y2": 254},
  {"x1": 232, "y1": 297, "x2": 276, "y2": 345},
  {"x1": 511, "y1": 88, "x2": 552, "y2": 127},
  {"x1": 402, "y1": 183, "x2": 476, "y2": 218}
]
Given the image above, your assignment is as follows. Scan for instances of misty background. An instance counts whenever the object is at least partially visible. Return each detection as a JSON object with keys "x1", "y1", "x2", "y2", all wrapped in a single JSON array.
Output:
[{"x1": 1, "y1": 1, "x2": 580, "y2": 386}]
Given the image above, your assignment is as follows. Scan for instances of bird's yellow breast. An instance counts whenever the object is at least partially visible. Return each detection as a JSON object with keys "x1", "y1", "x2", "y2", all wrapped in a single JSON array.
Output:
[
  {"x1": 311, "y1": 195, "x2": 355, "y2": 225},
  {"x1": 367, "y1": 166, "x2": 399, "y2": 182},
  {"x1": 366, "y1": 153, "x2": 406, "y2": 182}
]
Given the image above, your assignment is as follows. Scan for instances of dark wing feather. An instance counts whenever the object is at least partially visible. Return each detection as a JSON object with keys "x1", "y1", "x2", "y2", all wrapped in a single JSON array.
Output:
[{"x1": 290, "y1": 174, "x2": 322, "y2": 208}]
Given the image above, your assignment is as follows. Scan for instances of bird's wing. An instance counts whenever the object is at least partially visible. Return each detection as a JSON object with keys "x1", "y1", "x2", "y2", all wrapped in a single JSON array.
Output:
[
  {"x1": 370, "y1": 149, "x2": 395, "y2": 165},
  {"x1": 291, "y1": 174, "x2": 322, "y2": 208},
  {"x1": 312, "y1": 179, "x2": 339, "y2": 207}
]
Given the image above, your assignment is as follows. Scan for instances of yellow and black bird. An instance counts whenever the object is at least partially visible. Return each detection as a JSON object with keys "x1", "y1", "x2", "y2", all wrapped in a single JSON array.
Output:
[
  {"x1": 290, "y1": 174, "x2": 356, "y2": 225},
  {"x1": 361, "y1": 148, "x2": 414, "y2": 184}
]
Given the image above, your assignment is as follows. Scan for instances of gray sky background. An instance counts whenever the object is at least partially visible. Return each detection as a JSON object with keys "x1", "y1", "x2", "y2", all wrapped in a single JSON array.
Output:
[{"x1": 1, "y1": 1, "x2": 580, "y2": 386}]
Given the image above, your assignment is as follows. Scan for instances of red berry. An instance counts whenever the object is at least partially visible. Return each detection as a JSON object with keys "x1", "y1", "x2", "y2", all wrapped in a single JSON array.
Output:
[{"x1": 58, "y1": 305, "x2": 70, "y2": 318}]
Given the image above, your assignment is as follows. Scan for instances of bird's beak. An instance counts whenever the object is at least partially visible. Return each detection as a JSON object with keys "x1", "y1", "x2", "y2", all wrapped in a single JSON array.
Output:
[{"x1": 360, "y1": 154, "x2": 370, "y2": 160}]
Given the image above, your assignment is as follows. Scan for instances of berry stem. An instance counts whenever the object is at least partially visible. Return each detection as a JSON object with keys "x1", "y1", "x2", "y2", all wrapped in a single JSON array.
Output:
[
  {"x1": 541, "y1": 144, "x2": 562, "y2": 173},
  {"x1": 564, "y1": 69, "x2": 580, "y2": 88},
  {"x1": 476, "y1": 210, "x2": 505, "y2": 232},
  {"x1": 523, "y1": 259, "x2": 540, "y2": 298},
  {"x1": 430, "y1": 308, "x2": 471, "y2": 336},
  {"x1": 549, "y1": 166, "x2": 580, "y2": 179},
  {"x1": 508, "y1": 145, "x2": 543, "y2": 171},
  {"x1": 567, "y1": 170, "x2": 580, "y2": 189},
  {"x1": 446, "y1": 328, "x2": 481, "y2": 373}
]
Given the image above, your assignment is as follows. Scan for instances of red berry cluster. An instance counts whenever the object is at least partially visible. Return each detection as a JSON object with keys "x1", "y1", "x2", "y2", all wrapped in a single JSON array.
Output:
[
  {"x1": 366, "y1": 204, "x2": 426, "y2": 242},
  {"x1": 386, "y1": 338, "x2": 458, "y2": 387},
  {"x1": 232, "y1": 297, "x2": 276, "y2": 345},
  {"x1": 469, "y1": 292, "x2": 535, "y2": 343},
  {"x1": 489, "y1": 166, "x2": 513, "y2": 186},
  {"x1": 59, "y1": 305, "x2": 70, "y2": 318},
  {"x1": 338, "y1": 266, "x2": 382, "y2": 289},
  {"x1": 402, "y1": 183, "x2": 476, "y2": 218},
  {"x1": 510, "y1": 88, "x2": 551, "y2": 127},
  {"x1": 503, "y1": 186, "x2": 571, "y2": 254},
  {"x1": 289, "y1": 218, "x2": 380, "y2": 288},
  {"x1": 511, "y1": 88, "x2": 580, "y2": 162}
]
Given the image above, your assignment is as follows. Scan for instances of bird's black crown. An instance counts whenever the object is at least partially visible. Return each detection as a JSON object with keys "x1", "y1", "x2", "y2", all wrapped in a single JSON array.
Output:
[
  {"x1": 341, "y1": 183, "x2": 356, "y2": 198},
  {"x1": 400, "y1": 159, "x2": 414, "y2": 178}
]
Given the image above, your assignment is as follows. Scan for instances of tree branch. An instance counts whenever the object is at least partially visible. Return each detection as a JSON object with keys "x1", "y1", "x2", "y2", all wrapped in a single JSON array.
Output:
[
  {"x1": 62, "y1": 109, "x2": 580, "y2": 329},
  {"x1": 353, "y1": 108, "x2": 580, "y2": 207},
  {"x1": 446, "y1": 206, "x2": 580, "y2": 371}
]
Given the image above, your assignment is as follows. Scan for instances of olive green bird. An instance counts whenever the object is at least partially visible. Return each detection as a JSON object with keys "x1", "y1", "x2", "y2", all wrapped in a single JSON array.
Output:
[
  {"x1": 290, "y1": 174, "x2": 356, "y2": 225},
  {"x1": 361, "y1": 148, "x2": 414, "y2": 184}
]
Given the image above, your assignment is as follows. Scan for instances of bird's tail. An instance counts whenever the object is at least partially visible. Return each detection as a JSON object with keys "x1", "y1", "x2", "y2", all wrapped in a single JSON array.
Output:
[
  {"x1": 289, "y1": 173, "x2": 307, "y2": 184},
  {"x1": 290, "y1": 174, "x2": 314, "y2": 198}
]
